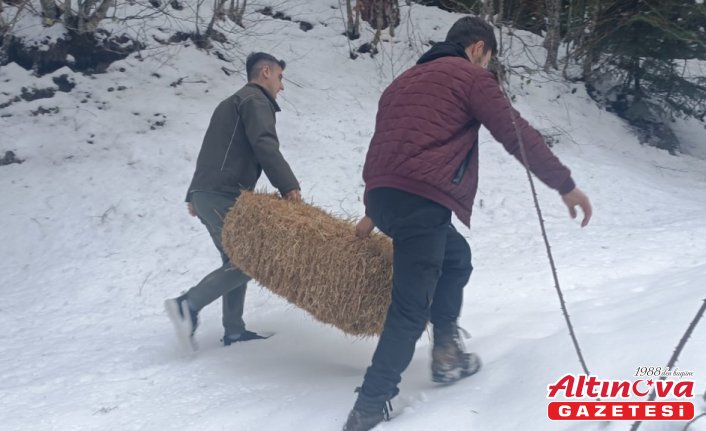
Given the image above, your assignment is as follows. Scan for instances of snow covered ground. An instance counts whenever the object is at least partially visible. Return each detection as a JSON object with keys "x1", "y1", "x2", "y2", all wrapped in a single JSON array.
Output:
[{"x1": 1, "y1": 1, "x2": 705, "y2": 430}]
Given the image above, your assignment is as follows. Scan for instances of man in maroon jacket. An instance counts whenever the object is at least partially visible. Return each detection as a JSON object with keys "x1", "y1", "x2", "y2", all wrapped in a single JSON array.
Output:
[{"x1": 343, "y1": 16, "x2": 592, "y2": 431}]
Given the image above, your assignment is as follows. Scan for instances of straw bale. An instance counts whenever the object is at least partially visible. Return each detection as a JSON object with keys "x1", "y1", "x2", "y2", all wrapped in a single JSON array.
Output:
[{"x1": 222, "y1": 191, "x2": 393, "y2": 336}]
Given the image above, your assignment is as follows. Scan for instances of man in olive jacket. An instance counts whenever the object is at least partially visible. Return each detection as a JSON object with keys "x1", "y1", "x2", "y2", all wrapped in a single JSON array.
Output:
[{"x1": 165, "y1": 52, "x2": 301, "y2": 351}]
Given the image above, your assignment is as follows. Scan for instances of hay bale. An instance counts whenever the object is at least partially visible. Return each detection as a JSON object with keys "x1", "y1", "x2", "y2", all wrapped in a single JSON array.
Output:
[{"x1": 222, "y1": 191, "x2": 393, "y2": 336}]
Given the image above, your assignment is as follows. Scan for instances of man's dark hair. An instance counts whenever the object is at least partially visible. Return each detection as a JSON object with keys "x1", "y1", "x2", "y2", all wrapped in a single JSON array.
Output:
[
  {"x1": 246, "y1": 52, "x2": 286, "y2": 81},
  {"x1": 445, "y1": 16, "x2": 498, "y2": 56}
]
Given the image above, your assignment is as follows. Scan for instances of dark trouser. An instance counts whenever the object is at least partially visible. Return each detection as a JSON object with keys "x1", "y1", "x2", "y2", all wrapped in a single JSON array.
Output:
[
  {"x1": 186, "y1": 191, "x2": 251, "y2": 336},
  {"x1": 358, "y1": 187, "x2": 472, "y2": 405}
]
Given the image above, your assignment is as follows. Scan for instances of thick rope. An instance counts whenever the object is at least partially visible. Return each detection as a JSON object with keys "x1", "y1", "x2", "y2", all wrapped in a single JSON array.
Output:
[
  {"x1": 495, "y1": 61, "x2": 703, "y2": 431},
  {"x1": 684, "y1": 413, "x2": 706, "y2": 431},
  {"x1": 497, "y1": 79, "x2": 592, "y2": 376},
  {"x1": 629, "y1": 298, "x2": 706, "y2": 431}
]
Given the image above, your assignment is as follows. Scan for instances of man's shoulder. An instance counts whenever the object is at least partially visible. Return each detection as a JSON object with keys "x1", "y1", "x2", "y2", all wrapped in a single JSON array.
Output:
[
  {"x1": 236, "y1": 84, "x2": 270, "y2": 101},
  {"x1": 426, "y1": 57, "x2": 493, "y2": 80},
  {"x1": 210, "y1": 86, "x2": 267, "y2": 115},
  {"x1": 226, "y1": 84, "x2": 255, "y2": 103},
  {"x1": 234, "y1": 83, "x2": 254, "y2": 96},
  {"x1": 395, "y1": 57, "x2": 492, "y2": 89},
  {"x1": 234, "y1": 84, "x2": 278, "y2": 111},
  {"x1": 213, "y1": 87, "x2": 248, "y2": 108}
]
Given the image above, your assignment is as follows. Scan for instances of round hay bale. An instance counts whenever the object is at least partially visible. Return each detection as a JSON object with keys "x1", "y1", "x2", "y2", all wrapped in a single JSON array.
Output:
[{"x1": 222, "y1": 191, "x2": 393, "y2": 336}]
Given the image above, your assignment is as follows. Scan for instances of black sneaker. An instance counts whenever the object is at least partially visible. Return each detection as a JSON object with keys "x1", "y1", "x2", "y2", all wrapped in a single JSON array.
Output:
[
  {"x1": 342, "y1": 388, "x2": 395, "y2": 431},
  {"x1": 222, "y1": 330, "x2": 269, "y2": 346},
  {"x1": 431, "y1": 322, "x2": 482, "y2": 383},
  {"x1": 164, "y1": 294, "x2": 199, "y2": 352}
]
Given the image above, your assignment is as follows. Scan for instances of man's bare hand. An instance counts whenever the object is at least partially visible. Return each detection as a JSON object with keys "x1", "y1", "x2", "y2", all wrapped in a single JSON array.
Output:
[
  {"x1": 562, "y1": 187, "x2": 592, "y2": 227},
  {"x1": 187, "y1": 202, "x2": 197, "y2": 217},
  {"x1": 355, "y1": 216, "x2": 375, "y2": 239},
  {"x1": 283, "y1": 189, "x2": 302, "y2": 202}
]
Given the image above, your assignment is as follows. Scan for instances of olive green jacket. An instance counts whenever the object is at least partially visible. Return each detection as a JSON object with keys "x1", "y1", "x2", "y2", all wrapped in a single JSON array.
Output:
[{"x1": 186, "y1": 83, "x2": 299, "y2": 201}]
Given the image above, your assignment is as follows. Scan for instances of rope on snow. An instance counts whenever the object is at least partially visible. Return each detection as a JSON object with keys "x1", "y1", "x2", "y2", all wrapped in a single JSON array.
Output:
[
  {"x1": 631, "y1": 298, "x2": 706, "y2": 431},
  {"x1": 498, "y1": 77, "x2": 592, "y2": 376}
]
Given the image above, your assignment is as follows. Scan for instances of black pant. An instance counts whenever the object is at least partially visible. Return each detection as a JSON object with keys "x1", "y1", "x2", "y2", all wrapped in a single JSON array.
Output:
[{"x1": 359, "y1": 188, "x2": 473, "y2": 403}]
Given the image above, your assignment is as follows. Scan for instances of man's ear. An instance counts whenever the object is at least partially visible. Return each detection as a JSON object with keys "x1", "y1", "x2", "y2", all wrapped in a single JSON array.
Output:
[
  {"x1": 473, "y1": 41, "x2": 486, "y2": 57},
  {"x1": 261, "y1": 64, "x2": 271, "y2": 79}
]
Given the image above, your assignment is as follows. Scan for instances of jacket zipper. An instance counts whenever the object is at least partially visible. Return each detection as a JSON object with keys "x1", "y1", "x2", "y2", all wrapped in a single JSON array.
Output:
[
  {"x1": 221, "y1": 95, "x2": 254, "y2": 171},
  {"x1": 452, "y1": 138, "x2": 477, "y2": 185}
]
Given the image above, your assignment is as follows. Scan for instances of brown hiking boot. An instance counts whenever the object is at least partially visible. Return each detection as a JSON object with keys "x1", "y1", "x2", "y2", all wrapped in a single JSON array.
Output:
[
  {"x1": 431, "y1": 322, "x2": 482, "y2": 383},
  {"x1": 342, "y1": 408, "x2": 386, "y2": 431},
  {"x1": 342, "y1": 387, "x2": 395, "y2": 431}
]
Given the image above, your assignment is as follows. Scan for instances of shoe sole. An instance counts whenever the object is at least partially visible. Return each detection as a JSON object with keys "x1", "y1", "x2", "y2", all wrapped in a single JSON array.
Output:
[
  {"x1": 223, "y1": 332, "x2": 274, "y2": 346},
  {"x1": 164, "y1": 299, "x2": 197, "y2": 353},
  {"x1": 432, "y1": 353, "x2": 482, "y2": 384}
]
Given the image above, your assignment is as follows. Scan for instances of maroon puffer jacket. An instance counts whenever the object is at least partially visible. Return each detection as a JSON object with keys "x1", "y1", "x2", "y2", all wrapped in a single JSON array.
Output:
[{"x1": 362, "y1": 44, "x2": 575, "y2": 226}]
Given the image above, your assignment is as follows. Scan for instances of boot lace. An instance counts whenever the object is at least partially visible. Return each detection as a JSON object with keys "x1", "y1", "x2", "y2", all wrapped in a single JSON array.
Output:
[{"x1": 353, "y1": 387, "x2": 394, "y2": 421}]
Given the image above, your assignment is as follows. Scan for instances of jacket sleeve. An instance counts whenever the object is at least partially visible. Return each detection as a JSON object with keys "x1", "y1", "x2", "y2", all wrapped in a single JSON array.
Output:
[
  {"x1": 464, "y1": 70, "x2": 575, "y2": 195},
  {"x1": 240, "y1": 96, "x2": 300, "y2": 195}
]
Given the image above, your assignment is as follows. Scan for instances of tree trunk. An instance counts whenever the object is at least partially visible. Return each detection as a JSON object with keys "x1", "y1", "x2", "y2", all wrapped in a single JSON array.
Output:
[
  {"x1": 39, "y1": 0, "x2": 61, "y2": 25},
  {"x1": 481, "y1": 0, "x2": 494, "y2": 22},
  {"x1": 195, "y1": 0, "x2": 203, "y2": 37},
  {"x1": 383, "y1": 0, "x2": 398, "y2": 36},
  {"x1": 63, "y1": 0, "x2": 74, "y2": 29},
  {"x1": 227, "y1": 0, "x2": 247, "y2": 28},
  {"x1": 543, "y1": 0, "x2": 561, "y2": 71},
  {"x1": 344, "y1": 0, "x2": 359, "y2": 39},
  {"x1": 206, "y1": 0, "x2": 227, "y2": 36},
  {"x1": 84, "y1": 0, "x2": 113, "y2": 33},
  {"x1": 0, "y1": 1, "x2": 6, "y2": 34},
  {"x1": 354, "y1": 1, "x2": 360, "y2": 35},
  {"x1": 632, "y1": 56, "x2": 641, "y2": 94},
  {"x1": 498, "y1": 0, "x2": 504, "y2": 54},
  {"x1": 75, "y1": 0, "x2": 94, "y2": 33},
  {"x1": 358, "y1": 0, "x2": 399, "y2": 31},
  {"x1": 561, "y1": 0, "x2": 573, "y2": 78},
  {"x1": 582, "y1": 0, "x2": 603, "y2": 80}
]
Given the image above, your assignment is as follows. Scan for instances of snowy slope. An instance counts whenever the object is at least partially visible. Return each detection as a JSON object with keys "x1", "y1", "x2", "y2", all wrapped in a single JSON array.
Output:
[{"x1": 1, "y1": 1, "x2": 705, "y2": 431}]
